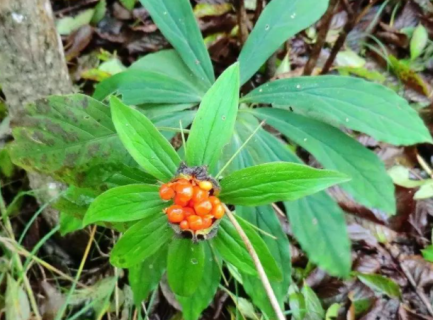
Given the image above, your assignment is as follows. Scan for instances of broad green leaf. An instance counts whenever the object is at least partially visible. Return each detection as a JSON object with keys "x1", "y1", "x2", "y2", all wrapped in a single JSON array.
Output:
[
  {"x1": 151, "y1": 110, "x2": 196, "y2": 141},
  {"x1": 129, "y1": 244, "x2": 168, "y2": 305},
  {"x1": 9, "y1": 94, "x2": 131, "y2": 185},
  {"x1": 241, "y1": 76, "x2": 432, "y2": 145},
  {"x1": 84, "y1": 184, "x2": 166, "y2": 225},
  {"x1": 285, "y1": 192, "x2": 351, "y2": 278},
  {"x1": 186, "y1": 63, "x2": 239, "y2": 172},
  {"x1": 5, "y1": 275, "x2": 31, "y2": 320},
  {"x1": 60, "y1": 212, "x2": 84, "y2": 236},
  {"x1": 238, "y1": 206, "x2": 291, "y2": 319},
  {"x1": 414, "y1": 181, "x2": 433, "y2": 199},
  {"x1": 251, "y1": 108, "x2": 396, "y2": 214},
  {"x1": 219, "y1": 162, "x2": 349, "y2": 206},
  {"x1": 212, "y1": 216, "x2": 282, "y2": 281},
  {"x1": 357, "y1": 273, "x2": 401, "y2": 298},
  {"x1": 131, "y1": 50, "x2": 208, "y2": 94},
  {"x1": 91, "y1": 0, "x2": 107, "y2": 24},
  {"x1": 110, "y1": 212, "x2": 173, "y2": 267},
  {"x1": 302, "y1": 284, "x2": 325, "y2": 320},
  {"x1": 121, "y1": 0, "x2": 137, "y2": 10},
  {"x1": 239, "y1": 0, "x2": 328, "y2": 84},
  {"x1": 325, "y1": 304, "x2": 341, "y2": 320},
  {"x1": 411, "y1": 24, "x2": 428, "y2": 60},
  {"x1": 177, "y1": 243, "x2": 221, "y2": 320},
  {"x1": 94, "y1": 70, "x2": 202, "y2": 104},
  {"x1": 289, "y1": 285, "x2": 306, "y2": 320},
  {"x1": 139, "y1": 0, "x2": 214, "y2": 86},
  {"x1": 423, "y1": 245, "x2": 433, "y2": 263},
  {"x1": 225, "y1": 113, "x2": 351, "y2": 277},
  {"x1": 167, "y1": 238, "x2": 205, "y2": 297},
  {"x1": 110, "y1": 96, "x2": 181, "y2": 182},
  {"x1": 388, "y1": 165, "x2": 426, "y2": 188}
]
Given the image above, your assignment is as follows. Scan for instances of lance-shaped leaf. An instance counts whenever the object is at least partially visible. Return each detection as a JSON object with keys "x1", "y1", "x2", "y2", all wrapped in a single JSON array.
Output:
[
  {"x1": 285, "y1": 193, "x2": 351, "y2": 278},
  {"x1": 84, "y1": 184, "x2": 166, "y2": 225},
  {"x1": 212, "y1": 216, "x2": 282, "y2": 281},
  {"x1": 8, "y1": 94, "x2": 131, "y2": 185},
  {"x1": 251, "y1": 108, "x2": 396, "y2": 214},
  {"x1": 239, "y1": 0, "x2": 328, "y2": 84},
  {"x1": 94, "y1": 70, "x2": 202, "y2": 105},
  {"x1": 167, "y1": 238, "x2": 205, "y2": 297},
  {"x1": 356, "y1": 273, "x2": 401, "y2": 298},
  {"x1": 219, "y1": 162, "x2": 349, "y2": 206},
  {"x1": 186, "y1": 63, "x2": 239, "y2": 172},
  {"x1": 241, "y1": 76, "x2": 432, "y2": 145},
  {"x1": 139, "y1": 0, "x2": 214, "y2": 86},
  {"x1": 110, "y1": 96, "x2": 181, "y2": 182},
  {"x1": 177, "y1": 243, "x2": 221, "y2": 320},
  {"x1": 129, "y1": 245, "x2": 168, "y2": 305},
  {"x1": 110, "y1": 212, "x2": 173, "y2": 267},
  {"x1": 131, "y1": 49, "x2": 209, "y2": 94}
]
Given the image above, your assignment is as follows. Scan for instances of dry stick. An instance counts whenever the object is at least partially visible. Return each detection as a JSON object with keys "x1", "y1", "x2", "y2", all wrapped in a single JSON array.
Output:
[
  {"x1": 223, "y1": 205, "x2": 285, "y2": 320},
  {"x1": 236, "y1": 0, "x2": 249, "y2": 45},
  {"x1": 304, "y1": 0, "x2": 339, "y2": 75},
  {"x1": 321, "y1": 0, "x2": 363, "y2": 74}
]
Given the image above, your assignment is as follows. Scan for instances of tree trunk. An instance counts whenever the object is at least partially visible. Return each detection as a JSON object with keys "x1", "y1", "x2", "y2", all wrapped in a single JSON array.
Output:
[{"x1": 0, "y1": 0, "x2": 72, "y2": 225}]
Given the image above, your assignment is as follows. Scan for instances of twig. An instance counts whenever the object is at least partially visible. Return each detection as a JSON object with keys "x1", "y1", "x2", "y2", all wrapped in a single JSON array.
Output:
[
  {"x1": 55, "y1": 225, "x2": 97, "y2": 320},
  {"x1": 321, "y1": 0, "x2": 363, "y2": 74},
  {"x1": 253, "y1": 0, "x2": 264, "y2": 25},
  {"x1": 235, "y1": 0, "x2": 249, "y2": 45},
  {"x1": 304, "y1": 0, "x2": 339, "y2": 75},
  {"x1": 223, "y1": 205, "x2": 285, "y2": 320},
  {"x1": 416, "y1": 153, "x2": 433, "y2": 178},
  {"x1": 272, "y1": 203, "x2": 286, "y2": 217}
]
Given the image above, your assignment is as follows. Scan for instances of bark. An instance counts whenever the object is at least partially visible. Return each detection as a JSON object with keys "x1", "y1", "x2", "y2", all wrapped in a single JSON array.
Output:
[{"x1": 0, "y1": 0, "x2": 72, "y2": 225}]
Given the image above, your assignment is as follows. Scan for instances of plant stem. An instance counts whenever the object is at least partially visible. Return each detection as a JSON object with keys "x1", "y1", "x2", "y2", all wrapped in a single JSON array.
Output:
[
  {"x1": 55, "y1": 225, "x2": 97, "y2": 320},
  {"x1": 0, "y1": 187, "x2": 42, "y2": 320},
  {"x1": 223, "y1": 205, "x2": 285, "y2": 320}
]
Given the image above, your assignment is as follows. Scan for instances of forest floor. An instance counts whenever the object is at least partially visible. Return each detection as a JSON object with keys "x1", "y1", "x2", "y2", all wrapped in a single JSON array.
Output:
[{"x1": 2, "y1": 0, "x2": 433, "y2": 319}]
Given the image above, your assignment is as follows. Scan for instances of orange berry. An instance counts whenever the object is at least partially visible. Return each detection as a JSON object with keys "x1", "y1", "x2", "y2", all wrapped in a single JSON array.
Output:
[
  {"x1": 175, "y1": 183, "x2": 193, "y2": 201},
  {"x1": 198, "y1": 180, "x2": 213, "y2": 191},
  {"x1": 212, "y1": 204, "x2": 225, "y2": 219},
  {"x1": 187, "y1": 215, "x2": 204, "y2": 231},
  {"x1": 187, "y1": 200, "x2": 195, "y2": 208},
  {"x1": 192, "y1": 186, "x2": 208, "y2": 203},
  {"x1": 194, "y1": 200, "x2": 212, "y2": 216},
  {"x1": 202, "y1": 215, "x2": 213, "y2": 229},
  {"x1": 183, "y1": 207, "x2": 195, "y2": 217},
  {"x1": 174, "y1": 194, "x2": 189, "y2": 206},
  {"x1": 159, "y1": 184, "x2": 175, "y2": 200},
  {"x1": 209, "y1": 196, "x2": 221, "y2": 207},
  {"x1": 167, "y1": 205, "x2": 184, "y2": 223},
  {"x1": 180, "y1": 220, "x2": 189, "y2": 230}
]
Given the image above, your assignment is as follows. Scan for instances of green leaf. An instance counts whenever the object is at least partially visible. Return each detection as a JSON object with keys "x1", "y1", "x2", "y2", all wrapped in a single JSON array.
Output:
[
  {"x1": 151, "y1": 110, "x2": 196, "y2": 141},
  {"x1": 239, "y1": 0, "x2": 328, "y2": 84},
  {"x1": 186, "y1": 63, "x2": 239, "y2": 172},
  {"x1": 120, "y1": 0, "x2": 137, "y2": 10},
  {"x1": 110, "y1": 212, "x2": 173, "y2": 267},
  {"x1": 219, "y1": 162, "x2": 349, "y2": 206},
  {"x1": 139, "y1": 0, "x2": 214, "y2": 86},
  {"x1": 129, "y1": 244, "x2": 168, "y2": 305},
  {"x1": 289, "y1": 285, "x2": 306, "y2": 320},
  {"x1": 56, "y1": 9, "x2": 94, "y2": 35},
  {"x1": 60, "y1": 212, "x2": 84, "y2": 236},
  {"x1": 411, "y1": 24, "x2": 428, "y2": 60},
  {"x1": 93, "y1": 70, "x2": 202, "y2": 105},
  {"x1": 167, "y1": 238, "x2": 205, "y2": 297},
  {"x1": 110, "y1": 96, "x2": 181, "y2": 182},
  {"x1": 238, "y1": 206, "x2": 291, "y2": 319},
  {"x1": 422, "y1": 245, "x2": 433, "y2": 263},
  {"x1": 325, "y1": 303, "x2": 341, "y2": 320},
  {"x1": 84, "y1": 184, "x2": 166, "y2": 225},
  {"x1": 91, "y1": 0, "x2": 107, "y2": 24},
  {"x1": 356, "y1": 273, "x2": 401, "y2": 298},
  {"x1": 302, "y1": 284, "x2": 325, "y2": 320},
  {"x1": 5, "y1": 275, "x2": 30, "y2": 320},
  {"x1": 251, "y1": 108, "x2": 396, "y2": 214},
  {"x1": 285, "y1": 192, "x2": 351, "y2": 278},
  {"x1": 212, "y1": 216, "x2": 282, "y2": 281},
  {"x1": 131, "y1": 50, "x2": 208, "y2": 94},
  {"x1": 9, "y1": 94, "x2": 131, "y2": 185},
  {"x1": 177, "y1": 243, "x2": 221, "y2": 320},
  {"x1": 241, "y1": 76, "x2": 432, "y2": 145}
]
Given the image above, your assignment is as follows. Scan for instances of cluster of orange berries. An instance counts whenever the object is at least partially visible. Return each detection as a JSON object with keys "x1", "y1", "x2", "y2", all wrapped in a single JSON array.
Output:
[{"x1": 159, "y1": 177, "x2": 224, "y2": 232}]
